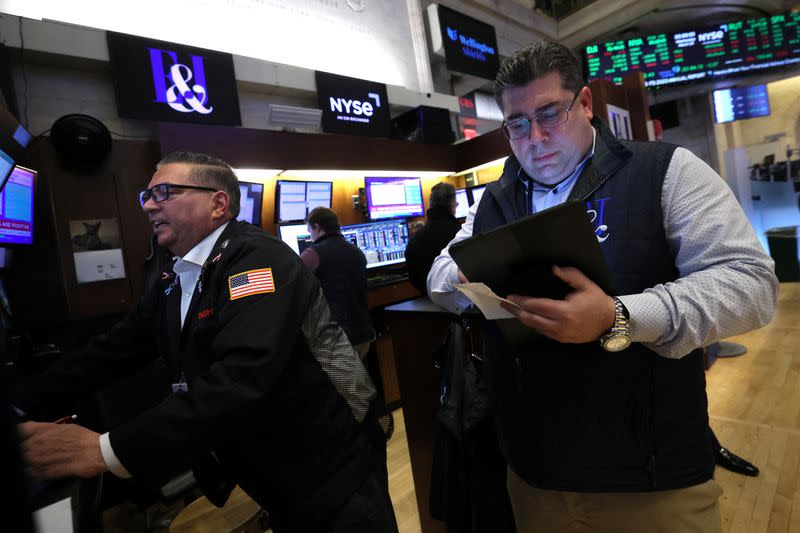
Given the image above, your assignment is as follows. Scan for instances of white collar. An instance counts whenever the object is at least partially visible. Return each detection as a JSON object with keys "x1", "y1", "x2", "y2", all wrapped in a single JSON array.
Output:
[{"x1": 175, "y1": 222, "x2": 230, "y2": 270}]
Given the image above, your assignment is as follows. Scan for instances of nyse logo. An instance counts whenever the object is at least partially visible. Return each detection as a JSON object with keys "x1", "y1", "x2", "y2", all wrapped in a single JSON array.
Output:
[
  {"x1": 149, "y1": 48, "x2": 214, "y2": 115},
  {"x1": 329, "y1": 92, "x2": 381, "y2": 123}
]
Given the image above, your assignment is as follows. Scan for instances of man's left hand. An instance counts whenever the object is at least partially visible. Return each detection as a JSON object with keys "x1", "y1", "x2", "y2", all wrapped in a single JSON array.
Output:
[
  {"x1": 501, "y1": 265, "x2": 616, "y2": 343},
  {"x1": 19, "y1": 422, "x2": 108, "y2": 480}
]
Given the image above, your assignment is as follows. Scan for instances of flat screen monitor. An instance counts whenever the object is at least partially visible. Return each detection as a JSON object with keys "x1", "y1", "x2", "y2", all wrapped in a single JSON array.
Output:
[
  {"x1": 275, "y1": 180, "x2": 333, "y2": 223},
  {"x1": 365, "y1": 176, "x2": 424, "y2": 220},
  {"x1": 454, "y1": 188, "x2": 469, "y2": 218},
  {"x1": 277, "y1": 222, "x2": 313, "y2": 255},
  {"x1": 237, "y1": 181, "x2": 264, "y2": 226},
  {"x1": 0, "y1": 106, "x2": 30, "y2": 161},
  {"x1": 713, "y1": 85, "x2": 770, "y2": 123},
  {"x1": 341, "y1": 219, "x2": 409, "y2": 269},
  {"x1": 0, "y1": 148, "x2": 14, "y2": 192},
  {"x1": 468, "y1": 184, "x2": 487, "y2": 206},
  {"x1": 434, "y1": 4, "x2": 500, "y2": 81},
  {"x1": 0, "y1": 165, "x2": 35, "y2": 245}
]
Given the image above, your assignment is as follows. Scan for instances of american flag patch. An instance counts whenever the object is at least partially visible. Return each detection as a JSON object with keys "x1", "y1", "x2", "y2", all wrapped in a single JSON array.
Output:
[{"x1": 228, "y1": 268, "x2": 275, "y2": 300}]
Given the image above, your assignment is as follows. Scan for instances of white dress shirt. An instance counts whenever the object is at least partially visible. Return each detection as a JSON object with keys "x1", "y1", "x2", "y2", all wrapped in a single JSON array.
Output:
[{"x1": 100, "y1": 223, "x2": 230, "y2": 479}]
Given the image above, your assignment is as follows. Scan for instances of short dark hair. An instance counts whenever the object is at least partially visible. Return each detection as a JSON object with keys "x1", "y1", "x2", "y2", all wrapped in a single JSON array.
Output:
[
  {"x1": 157, "y1": 151, "x2": 241, "y2": 217},
  {"x1": 429, "y1": 182, "x2": 456, "y2": 210},
  {"x1": 494, "y1": 41, "x2": 584, "y2": 111},
  {"x1": 306, "y1": 207, "x2": 340, "y2": 233}
]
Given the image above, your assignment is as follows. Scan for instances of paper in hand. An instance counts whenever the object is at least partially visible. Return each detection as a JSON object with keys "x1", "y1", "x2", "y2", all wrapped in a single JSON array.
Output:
[{"x1": 455, "y1": 282, "x2": 520, "y2": 320}]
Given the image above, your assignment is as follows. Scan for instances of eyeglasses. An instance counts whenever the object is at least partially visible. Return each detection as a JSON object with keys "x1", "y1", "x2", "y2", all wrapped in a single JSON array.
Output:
[
  {"x1": 500, "y1": 89, "x2": 582, "y2": 140},
  {"x1": 139, "y1": 183, "x2": 217, "y2": 206}
]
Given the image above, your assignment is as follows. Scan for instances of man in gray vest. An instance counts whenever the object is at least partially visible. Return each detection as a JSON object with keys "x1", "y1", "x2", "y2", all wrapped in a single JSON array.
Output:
[{"x1": 428, "y1": 41, "x2": 777, "y2": 532}]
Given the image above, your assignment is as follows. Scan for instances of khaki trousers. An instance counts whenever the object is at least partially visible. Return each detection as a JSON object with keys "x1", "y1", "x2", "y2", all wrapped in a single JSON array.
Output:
[{"x1": 507, "y1": 468, "x2": 722, "y2": 533}]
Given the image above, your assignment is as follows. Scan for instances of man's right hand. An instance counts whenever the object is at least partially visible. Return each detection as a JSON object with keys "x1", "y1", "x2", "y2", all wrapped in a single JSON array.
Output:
[{"x1": 457, "y1": 270, "x2": 469, "y2": 284}]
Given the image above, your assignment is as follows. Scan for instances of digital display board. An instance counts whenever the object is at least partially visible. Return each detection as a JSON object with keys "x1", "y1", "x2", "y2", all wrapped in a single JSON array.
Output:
[
  {"x1": 274, "y1": 180, "x2": 333, "y2": 223},
  {"x1": 713, "y1": 84, "x2": 770, "y2": 123},
  {"x1": 434, "y1": 5, "x2": 500, "y2": 81},
  {"x1": 585, "y1": 13, "x2": 800, "y2": 88},
  {"x1": 0, "y1": 165, "x2": 35, "y2": 245},
  {"x1": 341, "y1": 220, "x2": 410, "y2": 269},
  {"x1": 107, "y1": 32, "x2": 241, "y2": 125},
  {"x1": 365, "y1": 176, "x2": 424, "y2": 220},
  {"x1": 237, "y1": 181, "x2": 264, "y2": 226}
]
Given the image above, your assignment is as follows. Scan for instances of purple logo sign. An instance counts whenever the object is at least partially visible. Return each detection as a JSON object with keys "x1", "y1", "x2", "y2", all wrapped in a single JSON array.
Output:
[{"x1": 149, "y1": 48, "x2": 214, "y2": 115}]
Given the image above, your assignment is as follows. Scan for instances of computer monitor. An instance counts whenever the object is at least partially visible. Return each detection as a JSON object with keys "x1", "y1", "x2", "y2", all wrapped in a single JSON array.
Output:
[
  {"x1": 341, "y1": 219, "x2": 409, "y2": 269},
  {"x1": 237, "y1": 181, "x2": 264, "y2": 226},
  {"x1": 364, "y1": 176, "x2": 424, "y2": 220},
  {"x1": 468, "y1": 184, "x2": 487, "y2": 206},
  {"x1": 275, "y1": 180, "x2": 333, "y2": 223},
  {"x1": 454, "y1": 188, "x2": 469, "y2": 218},
  {"x1": 0, "y1": 165, "x2": 35, "y2": 245},
  {"x1": 277, "y1": 222, "x2": 313, "y2": 255},
  {"x1": 0, "y1": 148, "x2": 14, "y2": 192}
]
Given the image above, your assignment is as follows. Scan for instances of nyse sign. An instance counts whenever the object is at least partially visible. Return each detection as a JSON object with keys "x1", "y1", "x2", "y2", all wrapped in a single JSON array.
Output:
[
  {"x1": 329, "y1": 93, "x2": 382, "y2": 123},
  {"x1": 317, "y1": 71, "x2": 390, "y2": 137}
]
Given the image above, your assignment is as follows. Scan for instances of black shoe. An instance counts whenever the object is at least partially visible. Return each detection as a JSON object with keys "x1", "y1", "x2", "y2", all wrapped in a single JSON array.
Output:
[{"x1": 715, "y1": 447, "x2": 760, "y2": 476}]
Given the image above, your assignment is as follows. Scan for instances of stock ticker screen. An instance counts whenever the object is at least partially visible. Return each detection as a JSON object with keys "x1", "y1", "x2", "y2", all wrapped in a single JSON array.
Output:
[{"x1": 585, "y1": 13, "x2": 800, "y2": 88}]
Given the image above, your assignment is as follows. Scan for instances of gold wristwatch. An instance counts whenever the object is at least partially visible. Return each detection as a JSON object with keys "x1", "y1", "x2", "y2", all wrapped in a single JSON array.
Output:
[{"x1": 599, "y1": 297, "x2": 631, "y2": 352}]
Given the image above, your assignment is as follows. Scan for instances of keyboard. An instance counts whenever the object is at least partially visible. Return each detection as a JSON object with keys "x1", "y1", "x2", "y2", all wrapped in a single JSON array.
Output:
[{"x1": 367, "y1": 273, "x2": 409, "y2": 287}]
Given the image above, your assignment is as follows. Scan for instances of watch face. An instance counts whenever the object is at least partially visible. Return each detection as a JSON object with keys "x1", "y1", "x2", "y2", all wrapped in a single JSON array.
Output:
[{"x1": 604, "y1": 335, "x2": 631, "y2": 352}]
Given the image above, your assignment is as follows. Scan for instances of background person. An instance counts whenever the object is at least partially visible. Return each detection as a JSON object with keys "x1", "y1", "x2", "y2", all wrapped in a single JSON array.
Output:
[
  {"x1": 301, "y1": 207, "x2": 372, "y2": 358},
  {"x1": 405, "y1": 182, "x2": 463, "y2": 295}
]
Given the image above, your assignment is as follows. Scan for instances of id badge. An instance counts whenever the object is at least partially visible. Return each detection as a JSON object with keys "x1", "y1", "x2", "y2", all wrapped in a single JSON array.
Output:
[{"x1": 172, "y1": 374, "x2": 188, "y2": 394}]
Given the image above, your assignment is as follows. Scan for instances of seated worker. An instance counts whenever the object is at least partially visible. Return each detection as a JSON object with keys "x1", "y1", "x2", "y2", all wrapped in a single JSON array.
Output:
[
  {"x1": 404, "y1": 182, "x2": 463, "y2": 295},
  {"x1": 16, "y1": 152, "x2": 398, "y2": 533},
  {"x1": 300, "y1": 207, "x2": 372, "y2": 358}
]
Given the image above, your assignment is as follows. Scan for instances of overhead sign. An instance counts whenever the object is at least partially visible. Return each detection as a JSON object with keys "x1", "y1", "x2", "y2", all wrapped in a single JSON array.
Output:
[
  {"x1": 428, "y1": 4, "x2": 500, "y2": 81},
  {"x1": 315, "y1": 71, "x2": 390, "y2": 137},
  {"x1": 106, "y1": 32, "x2": 241, "y2": 125}
]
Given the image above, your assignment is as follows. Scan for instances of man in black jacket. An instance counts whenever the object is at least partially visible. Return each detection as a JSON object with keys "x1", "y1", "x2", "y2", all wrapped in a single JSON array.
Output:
[
  {"x1": 405, "y1": 182, "x2": 463, "y2": 294},
  {"x1": 301, "y1": 207, "x2": 372, "y2": 358},
  {"x1": 17, "y1": 152, "x2": 397, "y2": 532}
]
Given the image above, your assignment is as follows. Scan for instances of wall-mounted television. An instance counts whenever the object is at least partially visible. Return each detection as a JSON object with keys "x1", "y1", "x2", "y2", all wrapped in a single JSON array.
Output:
[
  {"x1": 468, "y1": 184, "x2": 487, "y2": 207},
  {"x1": 0, "y1": 165, "x2": 35, "y2": 245},
  {"x1": 365, "y1": 176, "x2": 424, "y2": 220},
  {"x1": 277, "y1": 222, "x2": 313, "y2": 255},
  {"x1": 428, "y1": 4, "x2": 500, "y2": 81},
  {"x1": 454, "y1": 188, "x2": 469, "y2": 218},
  {"x1": 341, "y1": 219, "x2": 410, "y2": 269},
  {"x1": 237, "y1": 181, "x2": 264, "y2": 226},
  {"x1": 585, "y1": 13, "x2": 800, "y2": 88},
  {"x1": 713, "y1": 84, "x2": 770, "y2": 123},
  {"x1": 274, "y1": 180, "x2": 333, "y2": 223}
]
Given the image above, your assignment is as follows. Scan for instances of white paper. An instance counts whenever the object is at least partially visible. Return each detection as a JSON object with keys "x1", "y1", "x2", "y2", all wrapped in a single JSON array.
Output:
[
  {"x1": 455, "y1": 282, "x2": 520, "y2": 320},
  {"x1": 33, "y1": 497, "x2": 73, "y2": 533},
  {"x1": 73, "y1": 249, "x2": 127, "y2": 284}
]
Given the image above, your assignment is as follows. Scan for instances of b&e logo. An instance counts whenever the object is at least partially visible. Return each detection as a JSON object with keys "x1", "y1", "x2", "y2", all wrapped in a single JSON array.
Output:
[
  {"x1": 149, "y1": 49, "x2": 213, "y2": 115},
  {"x1": 316, "y1": 71, "x2": 390, "y2": 138},
  {"x1": 107, "y1": 32, "x2": 241, "y2": 125}
]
